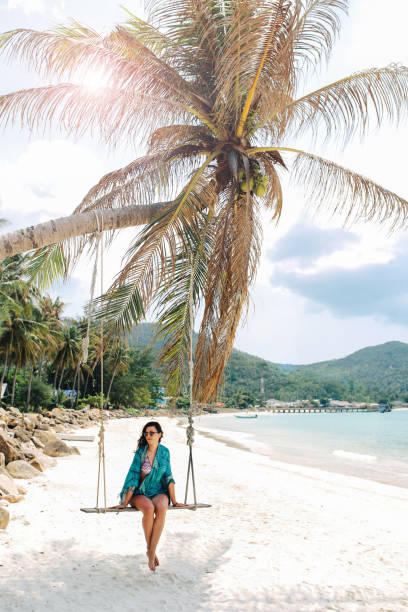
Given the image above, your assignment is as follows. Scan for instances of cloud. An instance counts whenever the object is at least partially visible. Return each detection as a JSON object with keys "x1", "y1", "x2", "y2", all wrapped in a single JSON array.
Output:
[
  {"x1": 268, "y1": 218, "x2": 359, "y2": 264},
  {"x1": 27, "y1": 183, "x2": 55, "y2": 199},
  {"x1": 271, "y1": 237, "x2": 408, "y2": 325},
  {"x1": 6, "y1": 0, "x2": 64, "y2": 17}
]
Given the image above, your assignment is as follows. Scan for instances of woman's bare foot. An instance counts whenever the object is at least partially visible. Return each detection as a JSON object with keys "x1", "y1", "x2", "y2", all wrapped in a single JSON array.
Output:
[
  {"x1": 146, "y1": 550, "x2": 159, "y2": 568},
  {"x1": 147, "y1": 550, "x2": 156, "y2": 572}
]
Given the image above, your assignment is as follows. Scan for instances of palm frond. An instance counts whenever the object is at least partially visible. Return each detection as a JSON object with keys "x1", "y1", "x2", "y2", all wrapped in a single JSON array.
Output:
[
  {"x1": 194, "y1": 191, "x2": 262, "y2": 401},
  {"x1": 292, "y1": 150, "x2": 408, "y2": 229},
  {"x1": 25, "y1": 243, "x2": 67, "y2": 290},
  {"x1": 290, "y1": 0, "x2": 347, "y2": 71},
  {"x1": 93, "y1": 282, "x2": 145, "y2": 338},
  {"x1": 0, "y1": 83, "x2": 197, "y2": 146},
  {"x1": 95, "y1": 154, "x2": 219, "y2": 341},
  {"x1": 0, "y1": 25, "x2": 208, "y2": 111},
  {"x1": 258, "y1": 65, "x2": 408, "y2": 143},
  {"x1": 236, "y1": 0, "x2": 291, "y2": 137},
  {"x1": 154, "y1": 208, "x2": 215, "y2": 395}
]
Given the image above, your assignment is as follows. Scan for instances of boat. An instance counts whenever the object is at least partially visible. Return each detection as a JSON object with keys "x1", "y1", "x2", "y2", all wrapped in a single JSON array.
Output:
[
  {"x1": 235, "y1": 414, "x2": 258, "y2": 419},
  {"x1": 379, "y1": 406, "x2": 392, "y2": 413}
]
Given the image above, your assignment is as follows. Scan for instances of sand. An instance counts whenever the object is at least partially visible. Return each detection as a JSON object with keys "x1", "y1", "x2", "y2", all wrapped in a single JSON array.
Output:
[{"x1": 1, "y1": 415, "x2": 407, "y2": 611}]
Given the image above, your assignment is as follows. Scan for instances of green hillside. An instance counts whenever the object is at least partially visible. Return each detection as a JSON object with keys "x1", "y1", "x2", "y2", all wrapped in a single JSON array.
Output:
[
  {"x1": 296, "y1": 341, "x2": 408, "y2": 402},
  {"x1": 129, "y1": 325, "x2": 408, "y2": 403}
]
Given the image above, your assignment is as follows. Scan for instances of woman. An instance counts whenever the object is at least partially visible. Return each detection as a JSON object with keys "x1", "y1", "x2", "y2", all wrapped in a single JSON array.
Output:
[{"x1": 113, "y1": 421, "x2": 185, "y2": 571}]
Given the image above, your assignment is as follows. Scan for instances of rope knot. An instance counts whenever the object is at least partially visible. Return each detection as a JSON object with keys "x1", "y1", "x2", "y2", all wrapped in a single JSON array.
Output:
[{"x1": 186, "y1": 424, "x2": 194, "y2": 446}]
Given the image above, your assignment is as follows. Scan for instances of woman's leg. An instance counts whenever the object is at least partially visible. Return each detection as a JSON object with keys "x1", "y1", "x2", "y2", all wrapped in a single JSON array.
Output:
[
  {"x1": 147, "y1": 494, "x2": 169, "y2": 571},
  {"x1": 130, "y1": 495, "x2": 155, "y2": 553}
]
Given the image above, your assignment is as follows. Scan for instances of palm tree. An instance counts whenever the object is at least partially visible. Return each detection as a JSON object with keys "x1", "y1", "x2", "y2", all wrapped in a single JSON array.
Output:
[
  {"x1": 105, "y1": 344, "x2": 130, "y2": 404},
  {"x1": 1, "y1": 1, "x2": 408, "y2": 400},
  {"x1": 1, "y1": 300, "x2": 41, "y2": 406},
  {"x1": 52, "y1": 324, "x2": 81, "y2": 393},
  {"x1": 36, "y1": 295, "x2": 64, "y2": 377}
]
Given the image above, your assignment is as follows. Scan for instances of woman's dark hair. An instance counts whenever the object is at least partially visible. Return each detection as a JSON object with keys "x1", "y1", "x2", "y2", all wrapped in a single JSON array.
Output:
[{"x1": 137, "y1": 421, "x2": 163, "y2": 449}]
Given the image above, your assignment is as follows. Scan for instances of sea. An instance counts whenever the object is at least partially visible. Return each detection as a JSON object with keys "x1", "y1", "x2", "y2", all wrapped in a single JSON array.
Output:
[{"x1": 196, "y1": 410, "x2": 408, "y2": 489}]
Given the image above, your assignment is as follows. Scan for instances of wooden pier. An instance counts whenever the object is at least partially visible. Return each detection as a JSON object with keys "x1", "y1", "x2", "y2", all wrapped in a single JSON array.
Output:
[{"x1": 268, "y1": 406, "x2": 372, "y2": 414}]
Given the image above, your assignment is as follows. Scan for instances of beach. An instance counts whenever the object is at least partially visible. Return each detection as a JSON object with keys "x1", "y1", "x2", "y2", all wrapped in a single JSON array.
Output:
[{"x1": 1, "y1": 415, "x2": 408, "y2": 611}]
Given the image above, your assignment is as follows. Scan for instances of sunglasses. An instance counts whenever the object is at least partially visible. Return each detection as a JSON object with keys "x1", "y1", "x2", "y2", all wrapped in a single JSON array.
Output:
[{"x1": 145, "y1": 431, "x2": 159, "y2": 436}]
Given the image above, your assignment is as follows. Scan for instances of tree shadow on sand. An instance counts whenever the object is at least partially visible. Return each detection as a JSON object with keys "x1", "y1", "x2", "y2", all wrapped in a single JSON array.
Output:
[
  {"x1": 1, "y1": 531, "x2": 232, "y2": 612},
  {"x1": 2, "y1": 532, "x2": 407, "y2": 611}
]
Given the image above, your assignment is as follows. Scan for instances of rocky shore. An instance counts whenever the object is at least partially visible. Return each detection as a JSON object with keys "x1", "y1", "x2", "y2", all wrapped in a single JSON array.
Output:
[{"x1": 0, "y1": 405, "x2": 132, "y2": 530}]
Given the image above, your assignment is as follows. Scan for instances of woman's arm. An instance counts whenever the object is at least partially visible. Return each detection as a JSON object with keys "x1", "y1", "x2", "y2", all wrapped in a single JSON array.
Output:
[
  {"x1": 168, "y1": 482, "x2": 186, "y2": 507},
  {"x1": 112, "y1": 451, "x2": 142, "y2": 508},
  {"x1": 111, "y1": 488, "x2": 134, "y2": 509}
]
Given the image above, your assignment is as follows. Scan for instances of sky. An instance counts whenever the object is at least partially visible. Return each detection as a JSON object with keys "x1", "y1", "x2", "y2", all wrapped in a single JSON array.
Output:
[{"x1": 1, "y1": 0, "x2": 408, "y2": 365}]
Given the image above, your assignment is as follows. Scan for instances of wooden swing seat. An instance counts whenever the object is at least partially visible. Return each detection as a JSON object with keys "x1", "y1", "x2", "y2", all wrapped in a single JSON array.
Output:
[{"x1": 80, "y1": 503, "x2": 211, "y2": 513}]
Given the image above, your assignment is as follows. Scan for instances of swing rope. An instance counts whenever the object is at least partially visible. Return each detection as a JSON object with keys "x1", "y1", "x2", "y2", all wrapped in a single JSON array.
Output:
[
  {"x1": 82, "y1": 211, "x2": 107, "y2": 512},
  {"x1": 184, "y1": 263, "x2": 198, "y2": 508},
  {"x1": 95, "y1": 215, "x2": 107, "y2": 512}
]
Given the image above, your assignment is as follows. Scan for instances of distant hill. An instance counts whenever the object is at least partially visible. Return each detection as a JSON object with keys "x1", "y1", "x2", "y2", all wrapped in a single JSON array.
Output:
[
  {"x1": 296, "y1": 341, "x2": 408, "y2": 401},
  {"x1": 128, "y1": 325, "x2": 408, "y2": 402}
]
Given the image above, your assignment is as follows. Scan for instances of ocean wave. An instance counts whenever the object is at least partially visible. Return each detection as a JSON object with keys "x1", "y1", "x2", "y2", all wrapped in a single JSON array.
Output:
[{"x1": 333, "y1": 449, "x2": 377, "y2": 462}]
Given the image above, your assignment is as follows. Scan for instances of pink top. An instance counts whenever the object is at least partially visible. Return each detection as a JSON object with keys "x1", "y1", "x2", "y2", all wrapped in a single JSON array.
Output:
[{"x1": 141, "y1": 456, "x2": 152, "y2": 475}]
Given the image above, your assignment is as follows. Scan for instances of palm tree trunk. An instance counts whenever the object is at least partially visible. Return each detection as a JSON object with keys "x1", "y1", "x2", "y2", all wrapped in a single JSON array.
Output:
[
  {"x1": 11, "y1": 366, "x2": 17, "y2": 406},
  {"x1": 53, "y1": 366, "x2": 59, "y2": 389},
  {"x1": 38, "y1": 352, "x2": 44, "y2": 377},
  {"x1": 70, "y1": 364, "x2": 79, "y2": 408},
  {"x1": 106, "y1": 368, "x2": 117, "y2": 403},
  {"x1": 75, "y1": 367, "x2": 81, "y2": 408},
  {"x1": 58, "y1": 362, "x2": 65, "y2": 392},
  {"x1": 26, "y1": 365, "x2": 33, "y2": 412},
  {"x1": 83, "y1": 371, "x2": 90, "y2": 397},
  {"x1": 0, "y1": 203, "x2": 167, "y2": 260},
  {"x1": 0, "y1": 345, "x2": 9, "y2": 397}
]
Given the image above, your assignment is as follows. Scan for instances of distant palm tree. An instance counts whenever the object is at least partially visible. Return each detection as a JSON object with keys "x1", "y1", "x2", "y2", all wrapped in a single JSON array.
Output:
[
  {"x1": 36, "y1": 295, "x2": 63, "y2": 377},
  {"x1": 105, "y1": 344, "x2": 130, "y2": 403},
  {"x1": 1, "y1": 301, "x2": 41, "y2": 405},
  {"x1": 1, "y1": 1, "x2": 408, "y2": 400},
  {"x1": 52, "y1": 324, "x2": 81, "y2": 393}
]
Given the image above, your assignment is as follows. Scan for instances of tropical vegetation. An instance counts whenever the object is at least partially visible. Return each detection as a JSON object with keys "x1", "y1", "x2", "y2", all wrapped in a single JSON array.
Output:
[
  {"x1": 1, "y1": 1, "x2": 408, "y2": 403},
  {"x1": 0, "y1": 257, "x2": 160, "y2": 412}
]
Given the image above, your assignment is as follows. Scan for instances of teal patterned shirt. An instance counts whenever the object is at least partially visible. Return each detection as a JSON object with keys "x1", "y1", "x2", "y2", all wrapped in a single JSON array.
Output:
[{"x1": 119, "y1": 444, "x2": 175, "y2": 504}]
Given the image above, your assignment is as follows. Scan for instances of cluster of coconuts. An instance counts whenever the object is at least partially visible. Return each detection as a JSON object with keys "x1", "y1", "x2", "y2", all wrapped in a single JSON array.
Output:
[{"x1": 237, "y1": 163, "x2": 268, "y2": 197}]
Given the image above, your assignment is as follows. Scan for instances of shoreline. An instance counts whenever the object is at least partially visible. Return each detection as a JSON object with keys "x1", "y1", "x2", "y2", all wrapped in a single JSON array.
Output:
[{"x1": 193, "y1": 412, "x2": 408, "y2": 493}]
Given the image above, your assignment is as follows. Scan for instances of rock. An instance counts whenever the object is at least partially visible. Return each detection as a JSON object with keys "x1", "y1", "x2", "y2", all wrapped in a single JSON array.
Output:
[
  {"x1": 2, "y1": 494, "x2": 24, "y2": 503},
  {"x1": 0, "y1": 506, "x2": 10, "y2": 529},
  {"x1": 69, "y1": 446, "x2": 80, "y2": 456},
  {"x1": 30, "y1": 454, "x2": 57, "y2": 471},
  {"x1": 43, "y1": 439, "x2": 72, "y2": 457},
  {"x1": 35, "y1": 423, "x2": 51, "y2": 431},
  {"x1": 17, "y1": 485, "x2": 27, "y2": 494},
  {"x1": 33, "y1": 429, "x2": 58, "y2": 445},
  {"x1": 0, "y1": 472, "x2": 19, "y2": 496},
  {"x1": 0, "y1": 452, "x2": 5, "y2": 468},
  {"x1": 22, "y1": 417, "x2": 35, "y2": 432},
  {"x1": 31, "y1": 436, "x2": 45, "y2": 449},
  {"x1": 6, "y1": 406, "x2": 21, "y2": 417},
  {"x1": 54, "y1": 424, "x2": 66, "y2": 433},
  {"x1": 0, "y1": 433, "x2": 19, "y2": 464},
  {"x1": 13, "y1": 426, "x2": 32, "y2": 443},
  {"x1": 6, "y1": 460, "x2": 41, "y2": 479},
  {"x1": 6, "y1": 417, "x2": 20, "y2": 428},
  {"x1": 22, "y1": 450, "x2": 35, "y2": 462}
]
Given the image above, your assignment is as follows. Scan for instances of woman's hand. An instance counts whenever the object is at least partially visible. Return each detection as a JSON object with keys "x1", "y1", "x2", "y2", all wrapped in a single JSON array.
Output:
[
  {"x1": 172, "y1": 501, "x2": 187, "y2": 507},
  {"x1": 110, "y1": 504, "x2": 127, "y2": 509}
]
